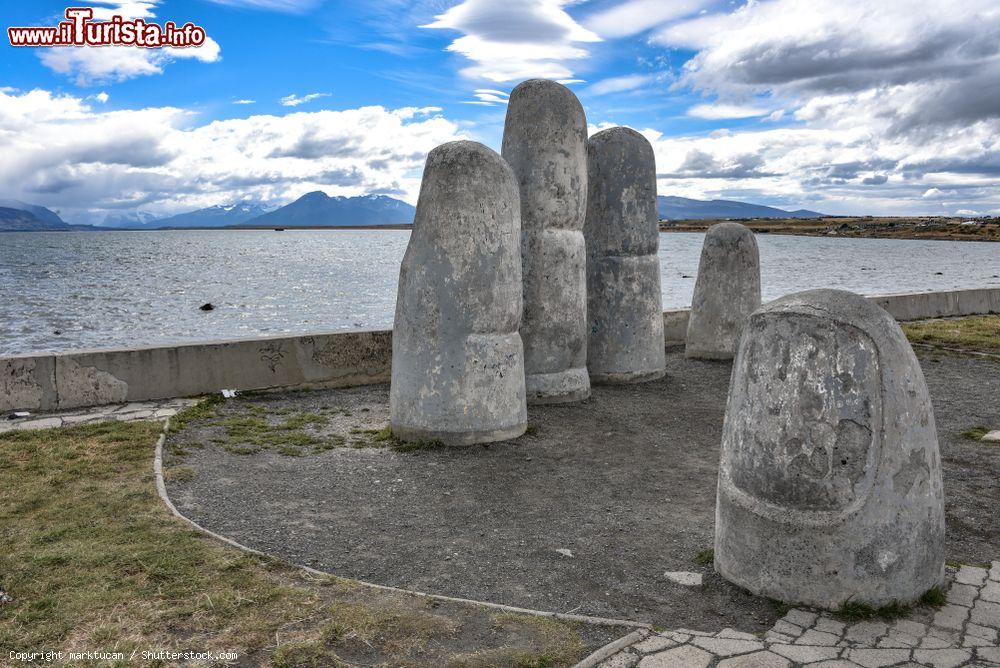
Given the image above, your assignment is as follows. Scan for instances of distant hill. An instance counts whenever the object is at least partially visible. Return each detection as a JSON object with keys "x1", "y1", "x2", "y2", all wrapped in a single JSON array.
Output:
[
  {"x1": 240, "y1": 192, "x2": 415, "y2": 228},
  {"x1": 658, "y1": 196, "x2": 824, "y2": 220},
  {"x1": 0, "y1": 200, "x2": 68, "y2": 228},
  {"x1": 0, "y1": 206, "x2": 71, "y2": 231}
]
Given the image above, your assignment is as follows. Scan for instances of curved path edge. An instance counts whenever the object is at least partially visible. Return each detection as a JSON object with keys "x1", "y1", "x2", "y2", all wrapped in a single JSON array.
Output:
[{"x1": 151, "y1": 419, "x2": 650, "y2": 667}]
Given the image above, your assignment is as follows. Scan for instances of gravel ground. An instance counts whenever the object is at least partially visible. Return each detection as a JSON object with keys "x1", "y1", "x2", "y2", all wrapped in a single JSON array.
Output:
[{"x1": 165, "y1": 348, "x2": 999, "y2": 632}]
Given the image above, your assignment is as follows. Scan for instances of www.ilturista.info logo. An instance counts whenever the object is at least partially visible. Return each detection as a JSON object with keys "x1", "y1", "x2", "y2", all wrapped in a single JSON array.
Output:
[{"x1": 8, "y1": 7, "x2": 207, "y2": 48}]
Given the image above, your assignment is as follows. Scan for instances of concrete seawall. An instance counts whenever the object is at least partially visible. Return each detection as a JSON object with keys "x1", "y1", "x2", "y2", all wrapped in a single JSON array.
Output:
[{"x1": 2, "y1": 288, "x2": 998, "y2": 413}]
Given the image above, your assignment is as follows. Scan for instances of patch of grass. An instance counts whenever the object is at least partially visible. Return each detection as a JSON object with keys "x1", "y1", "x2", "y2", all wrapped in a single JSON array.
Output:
[
  {"x1": 694, "y1": 548, "x2": 715, "y2": 566},
  {"x1": 272, "y1": 641, "x2": 346, "y2": 668},
  {"x1": 769, "y1": 599, "x2": 792, "y2": 617},
  {"x1": 214, "y1": 414, "x2": 324, "y2": 455},
  {"x1": 278, "y1": 412, "x2": 329, "y2": 430},
  {"x1": 442, "y1": 614, "x2": 584, "y2": 668},
  {"x1": 902, "y1": 315, "x2": 1000, "y2": 354},
  {"x1": 169, "y1": 394, "x2": 225, "y2": 431},
  {"x1": 946, "y1": 559, "x2": 991, "y2": 569},
  {"x1": 0, "y1": 420, "x2": 593, "y2": 665},
  {"x1": 345, "y1": 425, "x2": 448, "y2": 452},
  {"x1": 835, "y1": 599, "x2": 912, "y2": 622},
  {"x1": 920, "y1": 586, "x2": 946, "y2": 608},
  {"x1": 163, "y1": 465, "x2": 197, "y2": 482},
  {"x1": 961, "y1": 426, "x2": 991, "y2": 441}
]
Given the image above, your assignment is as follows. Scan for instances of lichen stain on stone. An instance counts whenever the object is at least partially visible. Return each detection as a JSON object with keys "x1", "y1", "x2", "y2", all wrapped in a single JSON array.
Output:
[
  {"x1": 2, "y1": 359, "x2": 45, "y2": 409},
  {"x1": 727, "y1": 314, "x2": 880, "y2": 512},
  {"x1": 58, "y1": 358, "x2": 128, "y2": 407}
]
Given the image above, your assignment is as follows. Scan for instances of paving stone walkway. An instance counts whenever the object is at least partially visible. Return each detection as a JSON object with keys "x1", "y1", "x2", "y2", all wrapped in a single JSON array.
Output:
[
  {"x1": 590, "y1": 563, "x2": 1000, "y2": 668},
  {"x1": 0, "y1": 398, "x2": 198, "y2": 433}
]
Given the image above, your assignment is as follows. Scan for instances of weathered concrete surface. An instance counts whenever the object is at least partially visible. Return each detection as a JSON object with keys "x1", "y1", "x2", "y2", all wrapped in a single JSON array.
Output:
[
  {"x1": 0, "y1": 330, "x2": 392, "y2": 413},
  {"x1": 686, "y1": 223, "x2": 761, "y2": 360},
  {"x1": 715, "y1": 289, "x2": 946, "y2": 609},
  {"x1": 1, "y1": 356, "x2": 56, "y2": 413},
  {"x1": 870, "y1": 287, "x2": 1000, "y2": 321},
  {"x1": 584, "y1": 127, "x2": 665, "y2": 384},
  {"x1": 1, "y1": 288, "x2": 996, "y2": 413},
  {"x1": 502, "y1": 79, "x2": 591, "y2": 404},
  {"x1": 389, "y1": 141, "x2": 527, "y2": 445}
]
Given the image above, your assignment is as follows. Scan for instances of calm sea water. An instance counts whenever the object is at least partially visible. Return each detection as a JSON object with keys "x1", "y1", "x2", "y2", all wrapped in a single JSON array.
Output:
[{"x1": 1, "y1": 230, "x2": 998, "y2": 356}]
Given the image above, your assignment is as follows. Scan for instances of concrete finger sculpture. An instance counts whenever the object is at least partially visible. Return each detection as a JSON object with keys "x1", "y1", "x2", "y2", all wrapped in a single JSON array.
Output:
[
  {"x1": 715, "y1": 289, "x2": 945, "y2": 609},
  {"x1": 389, "y1": 141, "x2": 527, "y2": 445},
  {"x1": 502, "y1": 79, "x2": 591, "y2": 404},
  {"x1": 584, "y1": 127, "x2": 665, "y2": 383},
  {"x1": 685, "y1": 222, "x2": 760, "y2": 359}
]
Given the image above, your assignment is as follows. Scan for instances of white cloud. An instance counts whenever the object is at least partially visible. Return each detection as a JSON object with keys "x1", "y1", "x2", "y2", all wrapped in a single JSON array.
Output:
[
  {"x1": 636, "y1": 0, "x2": 1000, "y2": 214},
  {"x1": 422, "y1": 0, "x2": 600, "y2": 82},
  {"x1": 687, "y1": 103, "x2": 770, "y2": 120},
  {"x1": 39, "y1": 40, "x2": 221, "y2": 86},
  {"x1": 586, "y1": 74, "x2": 654, "y2": 96},
  {"x1": 279, "y1": 93, "x2": 330, "y2": 107},
  {"x1": 37, "y1": 0, "x2": 221, "y2": 85},
  {"x1": 0, "y1": 88, "x2": 464, "y2": 222},
  {"x1": 584, "y1": 0, "x2": 713, "y2": 38},
  {"x1": 94, "y1": 92, "x2": 110, "y2": 103},
  {"x1": 467, "y1": 89, "x2": 510, "y2": 106},
  {"x1": 233, "y1": 99, "x2": 256, "y2": 105}
]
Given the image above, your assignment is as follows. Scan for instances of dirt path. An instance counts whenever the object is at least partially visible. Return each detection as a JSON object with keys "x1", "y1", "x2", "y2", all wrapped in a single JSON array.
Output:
[{"x1": 165, "y1": 349, "x2": 1000, "y2": 632}]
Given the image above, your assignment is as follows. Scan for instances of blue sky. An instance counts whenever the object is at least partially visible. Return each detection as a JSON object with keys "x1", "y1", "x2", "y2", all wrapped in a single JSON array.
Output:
[{"x1": 2, "y1": 0, "x2": 999, "y2": 223}]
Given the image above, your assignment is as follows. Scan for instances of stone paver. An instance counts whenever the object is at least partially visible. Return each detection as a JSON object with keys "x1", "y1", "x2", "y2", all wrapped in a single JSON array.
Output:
[
  {"x1": 971, "y1": 601, "x2": 1000, "y2": 630},
  {"x1": 981, "y1": 582, "x2": 1000, "y2": 604},
  {"x1": 957, "y1": 567, "x2": 989, "y2": 587},
  {"x1": 585, "y1": 563, "x2": 1000, "y2": 668},
  {"x1": 1, "y1": 398, "x2": 199, "y2": 432},
  {"x1": 936, "y1": 605, "x2": 972, "y2": 631},
  {"x1": 717, "y1": 651, "x2": 791, "y2": 668},
  {"x1": 638, "y1": 645, "x2": 712, "y2": 668},
  {"x1": 691, "y1": 636, "x2": 765, "y2": 656},
  {"x1": 847, "y1": 648, "x2": 910, "y2": 667},
  {"x1": 665, "y1": 571, "x2": 704, "y2": 586},
  {"x1": 912, "y1": 648, "x2": 972, "y2": 667}
]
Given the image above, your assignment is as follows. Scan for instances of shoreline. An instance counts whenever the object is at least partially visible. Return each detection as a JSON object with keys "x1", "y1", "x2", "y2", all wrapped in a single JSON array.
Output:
[
  {"x1": 660, "y1": 216, "x2": 1000, "y2": 242},
  {"x1": 6, "y1": 218, "x2": 1000, "y2": 241}
]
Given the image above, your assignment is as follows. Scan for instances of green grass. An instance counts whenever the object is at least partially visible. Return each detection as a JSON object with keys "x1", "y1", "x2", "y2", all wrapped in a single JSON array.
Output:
[
  {"x1": 902, "y1": 315, "x2": 1000, "y2": 353},
  {"x1": 961, "y1": 426, "x2": 991, "y2": 441},
  {"x1": 0, "y1": 420, "x2": 594, "y2": 665},
  {"x1": 920, "y1": 586, "x2": 946, "y2": 607},
  {"x1": 694, "y1": 549, "x2": 715, "y2": 566},
  {"x1": 835, "y1": 600, "x2": 911, "y2": 622},
  {"x1": 834, "y1": 586, "x2": 946, "y2": 623}
]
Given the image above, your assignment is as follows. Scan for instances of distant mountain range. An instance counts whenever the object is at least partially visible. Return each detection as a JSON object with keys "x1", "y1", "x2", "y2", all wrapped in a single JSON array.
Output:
[
  {"x1": 1, "y1": 193, "x2": 823, "y2": 232},
  {"x1": 658, "y1": 196, "x2": 824, "y2": 220},
  {"x1": 239, "y1": 192, "x2": 414, "y2": 228},
  {"x1": 93, "y1": 193, "x2": 414, "y2": 229},
  {"x1": 99, "y1": 201, "x2": 272, "y2": 229}
]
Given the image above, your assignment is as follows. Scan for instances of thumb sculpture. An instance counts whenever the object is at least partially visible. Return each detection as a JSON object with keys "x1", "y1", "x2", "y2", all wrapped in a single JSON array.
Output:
[
  {"x1": 715, "y1": 289, "x2": 945, "y2": 609},
  {"x1": 389, "y1": 141, "x2": 528, "y2": 446},
  {"x1": 502, "y1": 79, "x2": 591, "y2": 404},
  {"x1": 584, "y1": 127, "x2": 666, "y2": 383},
  {"x1": 685, "y1": 222, "x2": 761, "y2": 360}
]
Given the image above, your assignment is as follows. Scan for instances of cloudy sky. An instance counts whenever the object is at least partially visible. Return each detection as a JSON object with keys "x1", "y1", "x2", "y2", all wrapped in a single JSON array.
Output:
[{"x1": 2, "y1": 0, "x2": 999, "y2": 223}]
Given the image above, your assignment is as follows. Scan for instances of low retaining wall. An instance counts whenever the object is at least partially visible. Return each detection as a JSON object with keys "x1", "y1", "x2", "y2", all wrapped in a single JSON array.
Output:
[{"x1": 2, "y1": 287, "x2": 997, "y2": 413}]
